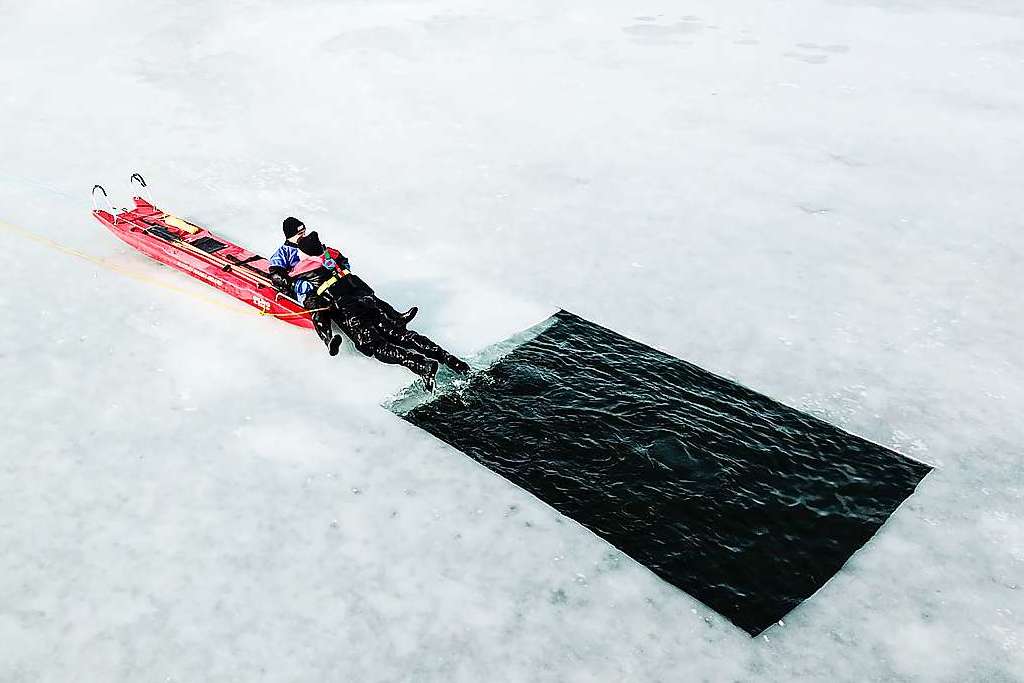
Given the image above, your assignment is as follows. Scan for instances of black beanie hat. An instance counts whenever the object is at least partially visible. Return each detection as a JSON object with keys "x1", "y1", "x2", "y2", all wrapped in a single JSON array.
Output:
[
  {"x1": 282, "y1": 216, "x2": 304, "y2": 239},
  {"x1": 296, "y1": 231, "x2": 324, "y2": 256}
]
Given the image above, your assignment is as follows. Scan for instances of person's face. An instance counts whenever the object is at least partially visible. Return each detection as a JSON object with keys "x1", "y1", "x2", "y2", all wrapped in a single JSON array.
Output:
[{"x1": 287, "y1": 225, "x2": 306, "y2": 244}]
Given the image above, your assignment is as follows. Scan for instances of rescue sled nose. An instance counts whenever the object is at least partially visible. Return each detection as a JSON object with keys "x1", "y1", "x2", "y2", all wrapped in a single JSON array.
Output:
[{"x1": 90, "y1": 177, "x2": 315, "y2": 329}]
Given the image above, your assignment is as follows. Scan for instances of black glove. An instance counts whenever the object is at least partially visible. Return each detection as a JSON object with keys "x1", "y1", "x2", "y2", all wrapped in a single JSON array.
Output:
[{"x1": 268, "y1": 266, "x2": 292, "y2": 294}]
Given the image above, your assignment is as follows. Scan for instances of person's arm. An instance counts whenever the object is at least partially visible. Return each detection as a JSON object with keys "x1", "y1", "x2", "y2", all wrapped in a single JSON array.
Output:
[
  {"x1": 268, "y1": 244, "x2": 299, "y2": 294},
  {"x1": 293, "y1": 279, "x2": 314, "y2": 306},
  {"x1": 325, "y1": 246, "x2": 351, "y2": 272}
]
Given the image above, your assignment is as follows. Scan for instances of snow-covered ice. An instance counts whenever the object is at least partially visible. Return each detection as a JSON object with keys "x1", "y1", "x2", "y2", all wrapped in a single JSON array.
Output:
[{"x1": 1, "y1": 0, "x2": 1023, "y2": 680}]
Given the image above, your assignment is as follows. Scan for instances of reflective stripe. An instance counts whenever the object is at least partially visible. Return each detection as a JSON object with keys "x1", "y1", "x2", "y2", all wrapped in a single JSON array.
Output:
[
  {"x1": 316, "y1": 276, "x2": 338, "y2": 295},
  {"x1": 314, "y1": 269, "x2": 351, "y2": 296}
]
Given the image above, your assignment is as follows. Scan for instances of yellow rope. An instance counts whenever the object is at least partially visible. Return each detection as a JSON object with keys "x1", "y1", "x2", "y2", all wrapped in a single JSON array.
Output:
[{"x1": 0, "y1": 218, "x2": 324, "y2": 319}]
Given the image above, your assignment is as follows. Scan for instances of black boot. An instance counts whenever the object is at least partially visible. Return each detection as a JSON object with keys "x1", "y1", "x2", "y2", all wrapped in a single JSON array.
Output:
[
  {"x1": 398, "y1": 306, "x2": 418, "y2": 326},
  {"x1": 312, "y1": 313, "x2": 342, "y2": 355},
  {"x1": 328, "y1": 335, "x2": 343, "y2": 356},
  {"x1": 305, "y1": 294, "x2": 346, "y2": 358}
]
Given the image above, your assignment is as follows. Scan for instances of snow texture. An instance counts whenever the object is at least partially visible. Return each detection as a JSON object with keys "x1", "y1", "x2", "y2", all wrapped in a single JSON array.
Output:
[{"x1": 1, "y1": 0, "x2": 1022, "y2": 681}]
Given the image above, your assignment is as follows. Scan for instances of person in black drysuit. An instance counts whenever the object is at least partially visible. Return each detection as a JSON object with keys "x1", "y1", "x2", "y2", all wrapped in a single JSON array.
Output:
[{"x1": 268, "y1": 217, "x2": 469, "y2": 390}]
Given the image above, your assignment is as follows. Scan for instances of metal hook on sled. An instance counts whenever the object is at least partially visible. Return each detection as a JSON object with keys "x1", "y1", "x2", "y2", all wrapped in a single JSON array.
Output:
[
  {"x1": 91, "y1": 184, "x2": 119, "y2": 224},
  {"x1": 91, "y1": 184, "x2": 113, "y2": 211},
  {"x1": 130, "y1": 172, "x2": 153, "y2": 203}
]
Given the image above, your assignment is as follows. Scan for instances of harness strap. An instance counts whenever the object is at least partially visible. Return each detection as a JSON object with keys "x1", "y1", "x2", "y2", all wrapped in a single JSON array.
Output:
[
  {"x1": 317, "y1": 275, "x2": 338, "y2": 295},
  {"x1": 315, "y1": 269, "x2": 351, "y2": 296}
]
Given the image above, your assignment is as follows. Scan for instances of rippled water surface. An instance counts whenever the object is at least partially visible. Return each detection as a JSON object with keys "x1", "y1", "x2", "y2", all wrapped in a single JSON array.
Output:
[{"x1": 400, "y1": 311, "x2": 931, "y2": 635}]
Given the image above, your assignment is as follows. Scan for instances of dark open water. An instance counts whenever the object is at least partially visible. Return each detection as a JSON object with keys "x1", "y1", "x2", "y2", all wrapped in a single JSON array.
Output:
[{"x1": 398, "y1": 310, "x2": 930, "y2": 635}]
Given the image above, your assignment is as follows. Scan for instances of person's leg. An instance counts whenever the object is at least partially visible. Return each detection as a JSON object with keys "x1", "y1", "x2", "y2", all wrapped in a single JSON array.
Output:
[
  {"x1": 332, "y1": 299, "x2": 381, "y2": 357},
  {"x1": 347, "y1": 274, "x2": 417, "y2": 327},
  {"x1": 304, "y1": 293, "x2": 342, "y2": 355},
  {"x1": 336, "y1": 298, "x2": 440, "y2": 389},
  {"x1": 358, "y1": 296, "x2": 467, "y2": 374},
  {"x1": 391, "y1": 329, "x2": 470, "y2": 374},
  {"x1": 373, "y1": 343, "x2": 439, "y2": 391},
  {"x1": 376, "y1": 317, "x2": 470, "y2": 374},
  {"x1": 377, "y1": 297, "x2": 417, "y2": 327}
]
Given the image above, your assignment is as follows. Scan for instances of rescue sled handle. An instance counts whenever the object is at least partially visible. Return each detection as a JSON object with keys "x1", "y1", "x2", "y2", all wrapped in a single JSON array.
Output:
[
  {"x1": 130, "y1": 173, "x2": 153, "y2": 203},
  {"x1": 91, "y1": 185, "x2": 116, "y2": 217}
]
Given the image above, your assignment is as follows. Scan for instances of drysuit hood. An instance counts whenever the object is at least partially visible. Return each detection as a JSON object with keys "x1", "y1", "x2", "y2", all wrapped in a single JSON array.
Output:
[{"x1": 296, "y1": 231, "x2": 325, "y2": 256}]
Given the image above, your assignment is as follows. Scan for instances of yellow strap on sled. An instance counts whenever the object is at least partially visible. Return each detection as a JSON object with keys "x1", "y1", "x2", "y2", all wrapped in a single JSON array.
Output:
[{"x1": 163, "y1": 214, "x2": 201, "y2": 234}]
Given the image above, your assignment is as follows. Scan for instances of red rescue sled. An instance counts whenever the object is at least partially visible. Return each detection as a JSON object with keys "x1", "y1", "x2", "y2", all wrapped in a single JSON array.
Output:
[{"x1": 91, "y1": 181, "x2": 313, "y2": 329}]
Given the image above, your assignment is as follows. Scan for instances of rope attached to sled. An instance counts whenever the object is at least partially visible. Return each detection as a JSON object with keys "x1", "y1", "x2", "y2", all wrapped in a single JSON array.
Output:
[{"x1": 0, "y1": 218, "x2": 329, "y2": 319}]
